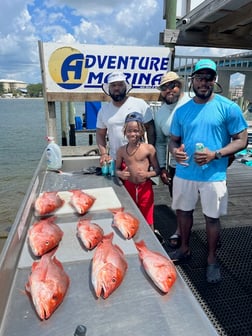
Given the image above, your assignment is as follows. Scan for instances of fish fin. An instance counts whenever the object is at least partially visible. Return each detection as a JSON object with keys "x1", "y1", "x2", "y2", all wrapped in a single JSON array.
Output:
[
  {"x1": 25, "y1": 282, "x2": 31, "y2": 294},
  {"x1": 114, "y1": 244, "x2": 126, "y2": 256},
  {"x1": 19, "y1": 288, "x2": 28, "y2": 296}
]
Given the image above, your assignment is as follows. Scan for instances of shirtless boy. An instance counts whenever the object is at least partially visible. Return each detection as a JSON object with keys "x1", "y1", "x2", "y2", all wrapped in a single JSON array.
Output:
[{"x1": 116, "y1": 112, "x2": 160, "y2": 230}]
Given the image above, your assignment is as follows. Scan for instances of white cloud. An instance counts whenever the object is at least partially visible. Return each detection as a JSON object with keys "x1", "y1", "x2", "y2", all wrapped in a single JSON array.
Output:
[{"x1": 0, "y1": 0, "x2": 249, "y2": 85}]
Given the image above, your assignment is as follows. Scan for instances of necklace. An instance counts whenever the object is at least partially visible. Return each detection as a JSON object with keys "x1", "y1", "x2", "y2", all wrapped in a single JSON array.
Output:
[{"x1": 126, "y1": 143, "x2": 140, "y2": 157}]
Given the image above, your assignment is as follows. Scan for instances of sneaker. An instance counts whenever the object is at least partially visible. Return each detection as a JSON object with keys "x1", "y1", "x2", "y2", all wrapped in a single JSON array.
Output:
[{"x1": 168, "y1": 249, "x2": 191, "y2": 262}]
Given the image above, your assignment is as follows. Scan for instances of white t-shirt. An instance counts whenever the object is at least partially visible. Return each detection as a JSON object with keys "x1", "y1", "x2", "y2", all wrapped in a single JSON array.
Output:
[{"x1": 96, "y1": 96, "x2": 153, "y2": 159}]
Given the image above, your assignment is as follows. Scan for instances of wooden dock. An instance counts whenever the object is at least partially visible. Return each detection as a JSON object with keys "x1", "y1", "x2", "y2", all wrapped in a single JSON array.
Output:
[
  {"x1": 153, "y1": 159, "x2": 252, "y2": 336},
  {"x1": 153, "y1": 159, "x2": 252, "y2": 235}
]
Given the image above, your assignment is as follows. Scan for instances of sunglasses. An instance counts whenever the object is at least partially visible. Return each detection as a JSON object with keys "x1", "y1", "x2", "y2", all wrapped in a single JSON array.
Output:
[
  {"x1": 193, "y1": 74, "x2": 215, "y2": 82},
  {"x1": 160, "y1": 82, "x2": 180, "y2": 91}
]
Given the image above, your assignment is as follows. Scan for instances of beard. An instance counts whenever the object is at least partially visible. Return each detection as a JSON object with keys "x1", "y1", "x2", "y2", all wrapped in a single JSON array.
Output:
[
  {"x1": 193, "y1": 85, "x2": 213, "y2": 100},
  {"x1": 163, "y1": 92, "x2": 180, "y2": 105},
  {"x1": 109, "y1": 88, "x2": 127, "y2": 102}
]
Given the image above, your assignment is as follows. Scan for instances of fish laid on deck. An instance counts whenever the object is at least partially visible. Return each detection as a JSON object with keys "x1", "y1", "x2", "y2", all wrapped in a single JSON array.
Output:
[
  {"x1": 91, "y1": 232, "x2": 128, "y2": 299},
  {"x1": 135, "y1": 240, "x2": 177, "y2": 293},
  {"x1": 77, "y1": 218, "x2": 104, "y2": 250},
  {"x1": 25, "y1": 250, "x2": 70, "y2": 320},
  {"x1": 110, "y1": 207, "x2": 140, "y2": 239},
  {"x1": 69, "y1": 189, "x2": 96, "y2": 215},
  {"x1": 28, "y1": 216, "x2": 63, "y2": 257},
  {"x1": 34, "y1": 191, "x2": 65, "y2": 216}
]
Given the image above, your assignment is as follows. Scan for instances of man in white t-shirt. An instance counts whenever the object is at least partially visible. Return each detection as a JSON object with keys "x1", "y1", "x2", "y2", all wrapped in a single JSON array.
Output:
[{"x1": 96, "y1": 71, "x2": 155, "y2": 163}]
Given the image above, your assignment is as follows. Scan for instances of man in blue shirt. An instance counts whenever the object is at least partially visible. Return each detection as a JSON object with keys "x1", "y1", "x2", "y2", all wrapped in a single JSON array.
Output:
[{"x1": 168, "y1": 59, "x2": 248, "y2": 283}]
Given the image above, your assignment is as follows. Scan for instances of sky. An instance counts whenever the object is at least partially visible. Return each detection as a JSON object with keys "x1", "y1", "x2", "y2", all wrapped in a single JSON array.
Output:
[{"x1": 0, "y1": 0, "x2": 248, "y2": 85}]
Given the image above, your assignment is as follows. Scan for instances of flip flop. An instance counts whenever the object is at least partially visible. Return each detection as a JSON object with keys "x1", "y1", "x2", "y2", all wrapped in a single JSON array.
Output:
[
  {"x1": 168, "y1": 233, "x2": 181, "y2": 249},
  {"x1": 154, "y1": 229, "x2": 165, "y2": 245},
  {"x1": 168, "y1": 249, "x2": 191, "y2": 263},
  {"x1": 206, "y1": 263, "x2": 221, "y2": 283}
]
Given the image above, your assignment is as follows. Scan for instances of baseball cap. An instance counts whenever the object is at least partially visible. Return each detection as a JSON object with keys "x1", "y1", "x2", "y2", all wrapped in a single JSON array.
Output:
[
  {"x1": 107, "y1": 71, "x2": 127, "y2": 84},
  {"x1": 158, "y1": 71, "x2": 182, "y2": 89},
  {"x1": 192, "y1": 59, "x2": 217, "y2": 75},
  {"x1": 125, "y1": 112, "x2": 143, "y2": 123}
]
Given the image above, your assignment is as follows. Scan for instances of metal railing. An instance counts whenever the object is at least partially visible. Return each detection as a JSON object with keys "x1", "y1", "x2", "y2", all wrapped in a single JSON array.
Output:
[{"x1": 174, "y1": 55, "x2": 252, "y2": 91}]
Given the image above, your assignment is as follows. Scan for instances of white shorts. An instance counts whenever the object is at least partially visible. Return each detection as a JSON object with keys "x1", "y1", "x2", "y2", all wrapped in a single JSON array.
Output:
[{"x1": 172, "y1": 176, "x2": 228, "y2": 218}]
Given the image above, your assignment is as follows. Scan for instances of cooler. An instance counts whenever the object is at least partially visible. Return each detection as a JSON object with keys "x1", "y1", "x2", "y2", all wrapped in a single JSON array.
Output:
[{"x1": 85, "y1": 101, "x2": 101, "y2": 130}]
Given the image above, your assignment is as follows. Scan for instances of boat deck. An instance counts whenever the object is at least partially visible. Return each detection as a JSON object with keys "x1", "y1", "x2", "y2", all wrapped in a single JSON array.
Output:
[
  {"x1": 0, "y1": 151, "x2": 251, "y2": 335},
  {"x1": 153, "y1": 160, "x2": 252, "y2": 336}
]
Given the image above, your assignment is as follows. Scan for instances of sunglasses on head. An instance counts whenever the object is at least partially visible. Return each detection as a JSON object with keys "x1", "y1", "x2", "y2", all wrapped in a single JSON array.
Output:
[
  {"x1": 193, "y1": 74, "x2": 215, "y2": 82},
  {"x1": 160, "y1": 82, "x2": 180, "y2": 91}
]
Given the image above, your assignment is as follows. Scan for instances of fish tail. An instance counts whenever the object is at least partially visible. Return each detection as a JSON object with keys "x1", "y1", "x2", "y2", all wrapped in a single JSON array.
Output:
[
  {"x1": 44, "y1": 246, "x2": 59, "y2": 258},
  {"x1": 135, "y1": 240, "x2": 146, "y2": 251},
  {"x1": 108, "y1": 207, "x2": 124, "y2": 214},
  {"x1": 48, "y1": 215, "x2": 57, "y2": 223},
  {"x1": 102, "y1": 232, "x2": 114, "y2": 240}
]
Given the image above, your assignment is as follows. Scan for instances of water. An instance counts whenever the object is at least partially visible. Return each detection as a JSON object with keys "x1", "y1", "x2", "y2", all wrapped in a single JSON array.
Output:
[{"x1": 0, "y1": 99, "x2": 85, "y2": 231}]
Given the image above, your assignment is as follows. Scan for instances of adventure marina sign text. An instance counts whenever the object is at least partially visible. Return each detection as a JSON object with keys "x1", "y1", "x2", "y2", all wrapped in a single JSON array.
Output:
[{"x1": 39, "y1": 42, "x2": 170, "y2": 94}]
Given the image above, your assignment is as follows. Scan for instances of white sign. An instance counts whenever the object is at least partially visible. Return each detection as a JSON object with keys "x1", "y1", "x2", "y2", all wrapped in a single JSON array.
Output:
[{"x1": 40, "y1": 42, "x2": 170, "y2": 93}]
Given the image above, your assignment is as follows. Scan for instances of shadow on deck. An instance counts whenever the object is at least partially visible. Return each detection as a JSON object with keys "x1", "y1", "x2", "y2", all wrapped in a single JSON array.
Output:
[{"x1": 153, "y1": 161, "x2": 252, "y2": 336}]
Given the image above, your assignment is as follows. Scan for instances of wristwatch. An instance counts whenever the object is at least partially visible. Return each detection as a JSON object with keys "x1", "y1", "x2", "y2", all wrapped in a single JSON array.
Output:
[{"x1": 215, "y1": 151, "x2": 222, "y2": 159}]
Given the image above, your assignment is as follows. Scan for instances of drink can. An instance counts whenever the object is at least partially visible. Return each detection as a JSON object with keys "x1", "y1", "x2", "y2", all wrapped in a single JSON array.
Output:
[
  {"x1": 108, "y1": 159, "x2": 115, "y2": 176},
  {"x1": 195, "y1": 143, "x2": 205, "y2": 152},
  {"x1": 101, "y1": 162, "x2": 109, "y2": 176}
]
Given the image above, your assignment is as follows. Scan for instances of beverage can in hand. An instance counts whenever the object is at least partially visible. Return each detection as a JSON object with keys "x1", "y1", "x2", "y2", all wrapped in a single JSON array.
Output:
[
  {"x1": 195, "y1": 143, "x2": 205, "y2": 152},
  {"x1": 108, "y1": 159, "x2": 115, "y2": 176},
  {"x1": 101, "y1": 162, "x2": 109, "y2": 176}
]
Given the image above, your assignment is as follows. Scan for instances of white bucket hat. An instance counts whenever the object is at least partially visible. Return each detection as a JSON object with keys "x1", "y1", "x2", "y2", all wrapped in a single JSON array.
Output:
[
  {"x1": 102, "y1": 71, "x2": 132, "y2": 96},
  {"x1": 107, "y1": 71, "x2": 127, "y2": 83}
]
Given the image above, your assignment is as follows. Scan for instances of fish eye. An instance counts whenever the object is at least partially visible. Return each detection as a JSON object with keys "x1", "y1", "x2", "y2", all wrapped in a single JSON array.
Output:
[{"x1": 52, "y1": 294, "x2": 59, "y2": 301}]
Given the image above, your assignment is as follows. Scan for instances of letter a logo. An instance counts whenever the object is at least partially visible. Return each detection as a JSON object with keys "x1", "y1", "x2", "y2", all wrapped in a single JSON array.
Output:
[{"x1": 48, "y1": 47, "x2": 88, "y2": 89}]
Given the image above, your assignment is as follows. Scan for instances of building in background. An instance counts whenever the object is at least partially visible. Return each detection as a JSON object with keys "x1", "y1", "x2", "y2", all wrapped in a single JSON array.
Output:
[{"x1": 0, "y1": 79, "x2": 27, "y2": 97}]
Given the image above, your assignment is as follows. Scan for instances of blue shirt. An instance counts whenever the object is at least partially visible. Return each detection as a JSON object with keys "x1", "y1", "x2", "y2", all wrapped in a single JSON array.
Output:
[{"x1": 170, "y1": 94, "x2": 248, "y2": 181}]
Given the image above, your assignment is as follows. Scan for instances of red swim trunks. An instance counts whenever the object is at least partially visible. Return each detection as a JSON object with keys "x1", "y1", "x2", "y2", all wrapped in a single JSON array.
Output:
[{"x1": 124, "y1": 179, "x2": 154, "y2": 226}]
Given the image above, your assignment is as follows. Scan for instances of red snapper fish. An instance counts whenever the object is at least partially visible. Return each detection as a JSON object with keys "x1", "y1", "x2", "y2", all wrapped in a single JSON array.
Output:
[
  {"x1": 135, "y1": 240, "x2": 177, "y2": 293},
  {"x1": 77, "y1": 218, "x2": 104, "y2": 250},
  {"x1": 25, "y1": 250, "x2": 70, "y2": 320},
  {"x1": 110, "y1": 207, "x2": 140, "y2": 239},
  {"x1": 28, "y1": 216, "x2": 63, "y2": 257},
  {"x1": 34, "y1": 191, "x2": 64, "y2": 216},
  {"x1": 69, "y1": 189, "x2": 96, "y2": 215},
  {"x1": 92, "y1": 232, "x2": 128, "y2": 299}
]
